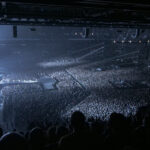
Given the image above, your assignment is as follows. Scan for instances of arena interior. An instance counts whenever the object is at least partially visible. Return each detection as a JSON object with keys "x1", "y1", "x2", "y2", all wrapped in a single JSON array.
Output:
[{"x1": 0, "y1": 1, "x2": 150, "y2": 150}]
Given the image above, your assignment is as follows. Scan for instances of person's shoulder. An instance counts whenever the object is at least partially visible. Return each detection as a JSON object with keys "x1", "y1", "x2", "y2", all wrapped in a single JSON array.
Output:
[
  {"x1": 61, "y1": 132, "x2": 73, "y2": 140},
  {"x1": 59, "y1": 132, "x2": 75, "y2": 144}
]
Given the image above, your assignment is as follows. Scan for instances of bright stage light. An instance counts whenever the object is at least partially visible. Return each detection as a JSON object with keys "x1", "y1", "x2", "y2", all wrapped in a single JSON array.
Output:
[
  {"x1": 113, "y1": 40, "x2": 116, "y2": 43},
  {"x1": 129, "y1": 40, "x2": 132, "y2": 43}
]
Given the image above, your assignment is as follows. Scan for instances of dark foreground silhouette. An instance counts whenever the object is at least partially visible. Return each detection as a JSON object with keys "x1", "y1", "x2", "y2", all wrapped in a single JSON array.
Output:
[{"x1": 0, "y1": 105, "x2": 150, "y2": 150}]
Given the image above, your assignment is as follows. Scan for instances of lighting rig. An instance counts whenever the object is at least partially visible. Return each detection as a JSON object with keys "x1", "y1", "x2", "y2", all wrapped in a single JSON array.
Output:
[
  {"x1": 1, "y1": 1, "x2": 150, "y2": 28},
  {"x1": 113, "y1": 40, "x2": 150, "y2": 44}
]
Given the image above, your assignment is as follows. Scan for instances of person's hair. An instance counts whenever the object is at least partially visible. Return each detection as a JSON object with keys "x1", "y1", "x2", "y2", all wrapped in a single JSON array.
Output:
[
  {"x1": 71, "y1": 111, "x2": 86, "y2": 131},
  {"x1": 0, "y1": 132, "x2": 27, "y2": 150}
]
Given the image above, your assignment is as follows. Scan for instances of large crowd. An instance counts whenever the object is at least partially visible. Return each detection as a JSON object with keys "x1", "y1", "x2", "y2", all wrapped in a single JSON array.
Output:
[
  {"x1": 0, "y1": 68, "x2": 149, "y2": 150},
  {"x1": 1, "y1": 69, "x2": 150, "y2": 131},
  {"x1": 0, "y1": 105, "x2": 150, "y2": 150}
]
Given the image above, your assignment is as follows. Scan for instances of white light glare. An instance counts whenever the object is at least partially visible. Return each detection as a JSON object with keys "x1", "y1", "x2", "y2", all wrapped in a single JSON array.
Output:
[{"x1": 113, "y1": 40, "x2": 116, "y2": 43}]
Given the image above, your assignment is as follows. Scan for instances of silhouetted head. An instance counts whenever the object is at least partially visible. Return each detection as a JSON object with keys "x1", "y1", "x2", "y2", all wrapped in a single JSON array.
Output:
[
  {"x1": 135, "y1": 106, "x2": 148, "y2": 126},
  {"x1": 143, "y1": 114, "x2": 150, "y2": 128},
  {"x1": 47, "y1": 126, "x2": 57, "y2": 143},
  {"x1": 29, "y1": 127, "x2": 44, "y2": 142},
  {"x1": 0, "y1": 127, "x2": 3, "y2": 138},
  {"x1": 28, "y1": 127, "x2": 45, "y2": 150},
  {"x1": 109, "y1": 112, "x2": 127, "y2": 132},
  {"x1": 71, "y1": 111, "x2": 86, "y2": 131},
  {"x1": 0, "y1": 132, "x2": 27, "y2": 150}
]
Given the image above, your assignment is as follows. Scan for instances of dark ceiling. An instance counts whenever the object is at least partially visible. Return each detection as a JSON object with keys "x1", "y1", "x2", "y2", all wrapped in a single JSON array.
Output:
[
  {"x1": 1, "y1": 0, "x2": 150, "y2": 28},
  {"x1": 4, "y1": 0, "x2": 150, "y2": 5}
]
